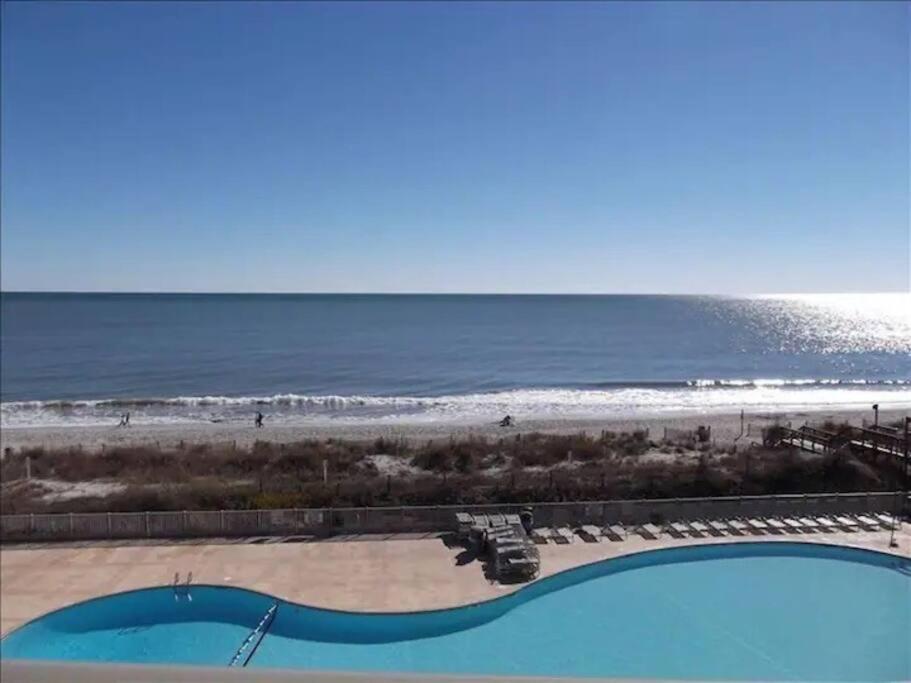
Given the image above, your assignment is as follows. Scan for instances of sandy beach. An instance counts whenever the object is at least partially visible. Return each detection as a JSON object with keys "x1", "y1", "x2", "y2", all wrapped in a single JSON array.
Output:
[{"x1": 2, "y1": 407, "x2": 906, "y2": 453}]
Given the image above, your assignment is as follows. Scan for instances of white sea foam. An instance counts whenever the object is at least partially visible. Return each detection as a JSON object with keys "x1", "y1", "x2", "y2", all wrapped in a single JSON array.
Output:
[{"x1": 2, "y1": 382, "x2": 910, "y2": 428}]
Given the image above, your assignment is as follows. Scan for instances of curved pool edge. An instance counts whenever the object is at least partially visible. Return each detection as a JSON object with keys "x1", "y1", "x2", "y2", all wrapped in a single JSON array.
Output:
[{"x1": 3, "y1": 538, "x2": 909, "y2": 644}]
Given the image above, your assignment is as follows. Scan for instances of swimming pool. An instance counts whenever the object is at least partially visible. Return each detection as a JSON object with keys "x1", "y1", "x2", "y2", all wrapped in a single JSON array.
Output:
[{"x1": 2, "y1": 543, "x2": 909, "y2": 681}]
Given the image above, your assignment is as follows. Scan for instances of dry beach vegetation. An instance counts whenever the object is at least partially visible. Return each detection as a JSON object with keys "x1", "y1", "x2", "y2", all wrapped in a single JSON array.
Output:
[{"x1": 2, "y1": 422, "x2": 904, "y2": 515}]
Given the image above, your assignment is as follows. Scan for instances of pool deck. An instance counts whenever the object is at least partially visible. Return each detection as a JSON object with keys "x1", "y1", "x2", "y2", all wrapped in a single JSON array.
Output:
[{"x1": 2, "y1": 526, "x2": 909, "y2": 636}]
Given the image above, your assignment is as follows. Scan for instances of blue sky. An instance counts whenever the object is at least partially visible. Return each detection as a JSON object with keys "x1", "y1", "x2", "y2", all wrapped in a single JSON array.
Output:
[{"x1": 1, "y1": 1, "x2": 908, "y2": 294}]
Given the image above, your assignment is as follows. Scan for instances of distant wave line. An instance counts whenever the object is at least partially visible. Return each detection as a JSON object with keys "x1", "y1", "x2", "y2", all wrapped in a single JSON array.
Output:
[{"x1": 3, "y1": 379, "x2": 911, "y2": 411}]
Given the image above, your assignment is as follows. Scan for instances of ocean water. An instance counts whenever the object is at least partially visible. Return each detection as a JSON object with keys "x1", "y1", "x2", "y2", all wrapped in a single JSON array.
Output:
[
  {"x1": 3, "y1": 544, "x2": 909, "y2": 681},
  {"x1": 1, "y1": 292, "x2": 909, "y2": 428}
]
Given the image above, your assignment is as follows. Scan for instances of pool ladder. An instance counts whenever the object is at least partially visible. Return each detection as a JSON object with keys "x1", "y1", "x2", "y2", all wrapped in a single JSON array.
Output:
[
  {"x1": 228, "y1": 602, "x2": 279, "y2": 668},
  {"x1": 173, "y1": 571, "x2": 193, "y2": 601}
]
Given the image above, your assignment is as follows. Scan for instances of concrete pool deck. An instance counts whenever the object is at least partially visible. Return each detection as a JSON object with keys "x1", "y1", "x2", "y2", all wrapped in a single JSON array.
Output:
[{"x1": 2, "y1": 526, "x2": 909, "y2": 637}]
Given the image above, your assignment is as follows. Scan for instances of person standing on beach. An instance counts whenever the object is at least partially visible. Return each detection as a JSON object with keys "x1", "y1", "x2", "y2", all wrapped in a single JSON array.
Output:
[
  {"x1": 255, "y1": 411, "x2": 264, "y2": 428},
  {"x1": 117, "y1": 412, "x2": 130, "y2": 427}
]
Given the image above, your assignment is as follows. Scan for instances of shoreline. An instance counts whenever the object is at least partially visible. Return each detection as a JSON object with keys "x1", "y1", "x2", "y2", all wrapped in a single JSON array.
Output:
[{"x1": 2, "y1": 407, "x2": 906, "y2": 452}]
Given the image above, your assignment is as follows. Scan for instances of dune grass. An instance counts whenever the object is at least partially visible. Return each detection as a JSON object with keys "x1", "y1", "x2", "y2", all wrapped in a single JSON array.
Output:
[{"x1": 0, "y1": 427, "x2": 902, "y2": 514}]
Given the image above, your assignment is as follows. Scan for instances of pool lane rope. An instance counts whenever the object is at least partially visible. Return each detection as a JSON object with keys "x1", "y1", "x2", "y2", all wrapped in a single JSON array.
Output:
[{"x1": 228, "y1": 602, "x2": 279, "y2": 667}]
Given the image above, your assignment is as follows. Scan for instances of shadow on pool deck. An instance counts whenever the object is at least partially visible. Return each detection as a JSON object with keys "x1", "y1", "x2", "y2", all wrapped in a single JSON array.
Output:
[{"x1": 1, "y1": 531, "x2": 449, "y2": 551}]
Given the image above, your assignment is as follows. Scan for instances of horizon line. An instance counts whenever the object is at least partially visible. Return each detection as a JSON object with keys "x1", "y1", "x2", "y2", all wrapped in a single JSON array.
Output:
[{"x1": 2, "y1": 290, "x2": 908, "y2": 297}]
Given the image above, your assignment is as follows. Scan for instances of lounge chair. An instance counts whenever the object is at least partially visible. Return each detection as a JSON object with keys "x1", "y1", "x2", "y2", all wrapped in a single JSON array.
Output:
[
  {"x1": 745, "y1": 518, "x2": 769, "y2": 534},
  {"x1": 690, "y1": 519, "x2": 712, "y2": 536},
  {"x1": 850, "y1": 514, "x2": 879, "y2": 531},
  {"x1": 493, "y1": 545, "x2": 540, "y2": 581},
  {"x1": 706, "y1": 519, "x2": 729, "y2": 536},
  {"x1": 472, "y1": 513, "x2": 490, "y2": 528},
  {"x1": 486, "y1": 530, "x2": 515, "y2": 545},
  {"x1": 488, "y1": 513, "x2": 506, "y2": 528},
  {"x1": 874, "y1": 512, "x2": 899, "y2": 529},
  {"x1": 814, "y1": 516, "x2": 839, "y2": 531},
  {"x1": 455, "y1": 512, "x2": 474, "y2": 539},
  {"x1": 636, "y1": 523, "x2": 662, "y2": 540},
  {"x1": 531, "y1": 527, "x2": 553, "y2": 544},
  {"x1": 765, "y1": 518, "x2": 788, "y2": 534},
  {"x1": 797, "y1": 516, "x2": 821, "y2": 532},
  {"x1": 666, "y1": 521, "x2": 691, "y2": 538},
  {"x1": 779, "y1": 517, "x2": 805, "y2": 533},
  {"x1": 688, "y1": 520, "x2": 710, "y2": 537},
  {"x1": 832, "y1": 515, "x2": 859, "y2": 532},
  {"x1": 726, "y1": 519, "x2": 750, "y2": 535},
  {"x1": 578, "y1": 525, "x2": 602, "y2": 542},
  {"x1": 606, "y1": 524, "x2": 629, "y2": 541},
  {"x1": 602, "y1": 524, "x2": 626, "y2": 541},
  {"x1": 504, "y1": 514, "x2": 521, "y2": 527},
  {"x1": 488, "y1": 528, "x2": 522, "y2": 543},
  {"x1": 502, "y1": 556, "x2": 540, "y2": 579},
  {"x1": 487, "y1": 524, "x2": 514, "y2": 535},
  {"x1": 553, "y1": 527, "x2": 575, "y2": 544}
]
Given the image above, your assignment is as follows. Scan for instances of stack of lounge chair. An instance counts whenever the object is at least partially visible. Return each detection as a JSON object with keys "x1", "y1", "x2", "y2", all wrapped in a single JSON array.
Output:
[{"x1": 455, "y1": 512, "x2": 540, "y2": 581}]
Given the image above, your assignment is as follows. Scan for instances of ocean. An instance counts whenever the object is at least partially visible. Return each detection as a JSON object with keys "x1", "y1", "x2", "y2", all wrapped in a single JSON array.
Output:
[{"x1": 1, "y1": 293, "x2": 909, "y2": 428}]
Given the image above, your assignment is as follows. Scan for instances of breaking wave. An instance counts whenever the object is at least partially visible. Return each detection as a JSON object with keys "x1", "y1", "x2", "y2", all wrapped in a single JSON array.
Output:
[{"x1": 2, "y1": 380, "x2": 910, "y2": 428}]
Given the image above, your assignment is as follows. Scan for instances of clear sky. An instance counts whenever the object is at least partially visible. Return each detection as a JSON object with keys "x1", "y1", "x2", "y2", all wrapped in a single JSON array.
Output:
[{"x1": 1, "y1": 1, "x2": 908, "y2": 294}]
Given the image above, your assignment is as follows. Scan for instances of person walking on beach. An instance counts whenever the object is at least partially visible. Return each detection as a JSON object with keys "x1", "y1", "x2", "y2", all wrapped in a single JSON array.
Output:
[
  {"x1": 254, "y1": 411, "x2": 264, "y2": 428},
  {"x1": 117, "y1": 412, "x2": 130, "y2": 427}
]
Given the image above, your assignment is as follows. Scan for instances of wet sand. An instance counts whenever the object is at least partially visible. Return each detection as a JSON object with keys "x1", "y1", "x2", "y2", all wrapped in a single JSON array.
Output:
[{"x1": 2, "y1": 408, "x2": 906, "y2": 452}]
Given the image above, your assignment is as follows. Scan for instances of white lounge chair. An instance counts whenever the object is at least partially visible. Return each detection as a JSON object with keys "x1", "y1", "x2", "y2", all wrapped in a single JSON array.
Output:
[
  {"x1": 706, "y1": 519, "x2": 729, "y2": 536},
  {"x1": 779, "y1": 517, "x2": 805, "y2": 533},
  {"x1": 726, "y1": 519, "x2": 750, "y2": 535},
  {"x1": 851, "y1": 514, "x2": 879, "y2": 531},
  {"x1": 636, "y1": 523, "x2": 662, "y2": 540},
  {"x1": 797, "y1": 516, "x2": 821, "y2": 532},
  {"x1": 765, "y1": 518, "x2": 788, "y2": 534},
  {"x1": 578, "y1": 525, "x2": 602, "y2": 542},
  {"x1": 603, "y1": 524, "x2": 626, "y2": 541},
  {"x1": 553, "y1": 527, "x2": 575, "y2": 544},
  {"x1": 814, "y1": 516, "x2": 839, "y2": 531},
  {"x1": 833, "y1": 515, "x2": 859, "y2": 532},
  {"x1": 746, "y1": 518, "x2": 769, "y2": 534},
  {"x1": 874, "y1": 512, "x2": 899, "y2": 529},
  {"x1": 472, "y1": 513, "x2": 490, "y2": 528},
  {"x1": 688, "y1": 520, "x2": 710, "y2": 537},
  {"x1": 531, "y1": 527, "x2": 553, "y2": 544},
  {"x1": 488, "y1": 514, "x2": 506, "y2": 528},
  {"x1": 666, "y1": 521, "x2": 690, "y2": 538}
]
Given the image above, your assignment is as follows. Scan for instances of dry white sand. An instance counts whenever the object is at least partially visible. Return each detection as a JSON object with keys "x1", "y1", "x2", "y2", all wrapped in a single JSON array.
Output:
[{"x1": 2, "y1": 408, "x2": 906, "y2": 452}]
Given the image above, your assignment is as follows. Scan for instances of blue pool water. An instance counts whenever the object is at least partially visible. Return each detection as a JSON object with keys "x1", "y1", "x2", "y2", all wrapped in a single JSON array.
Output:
[{"x1": 2, "y1": 543, "x2": 909, "y2": 681}]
